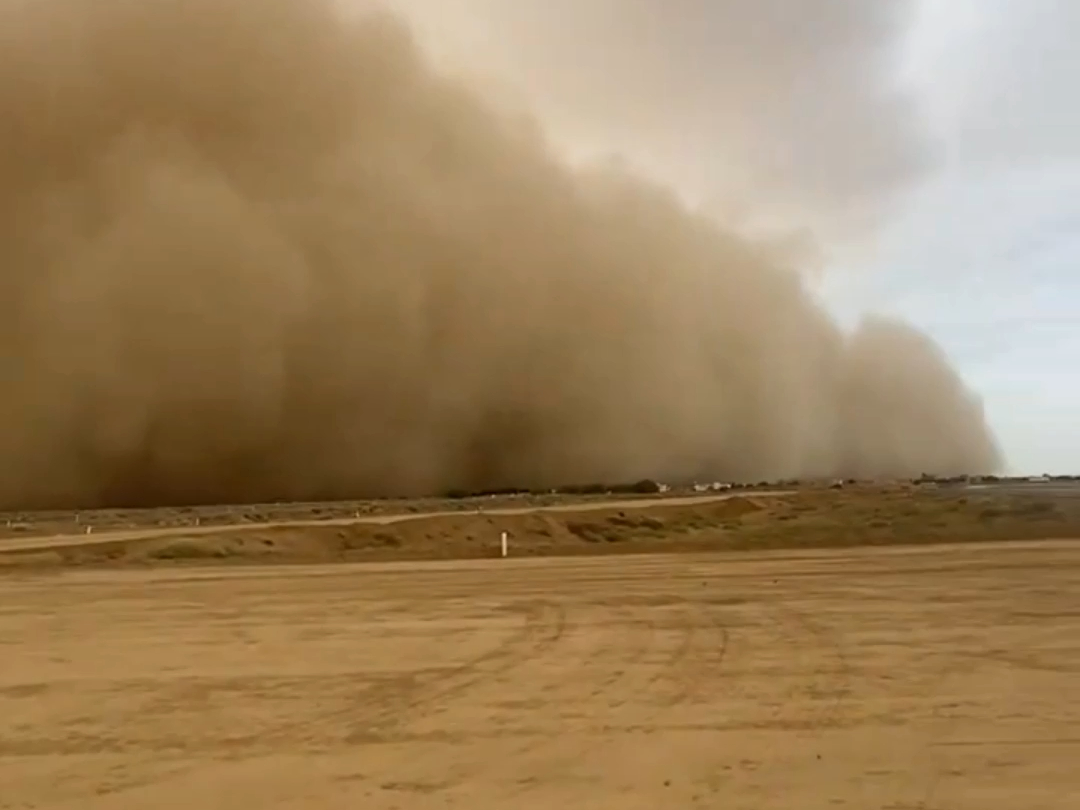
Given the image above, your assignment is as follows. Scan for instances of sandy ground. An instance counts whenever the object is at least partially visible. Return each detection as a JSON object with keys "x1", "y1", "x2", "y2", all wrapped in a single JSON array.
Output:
[{"x1": 3, "y1": 539, "x2": 1078, "y2": 809}]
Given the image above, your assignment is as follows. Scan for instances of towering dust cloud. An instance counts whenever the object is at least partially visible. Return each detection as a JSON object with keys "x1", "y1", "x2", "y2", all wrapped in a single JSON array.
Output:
[
  {"x1": 389, "y1": 0, "x2": 933, "y2": 234},
  {"x1": 0, "y1": 0, "x2": 1000, "y2": 509}
]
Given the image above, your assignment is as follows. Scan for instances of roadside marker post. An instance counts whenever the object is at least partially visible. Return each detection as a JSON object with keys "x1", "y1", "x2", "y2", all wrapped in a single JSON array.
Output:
[{"x1": 500, "y1": 531, "x2": 508, "y2": 558}]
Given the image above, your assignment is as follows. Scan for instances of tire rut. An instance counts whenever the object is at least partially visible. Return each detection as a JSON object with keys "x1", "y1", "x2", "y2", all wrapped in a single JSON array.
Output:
[
  {"x1": 344, "y1": 599, "x2": 568, "y2": 743},
  {"x1": 492, "y1": 590, "x2": 737, "y2": 800}
]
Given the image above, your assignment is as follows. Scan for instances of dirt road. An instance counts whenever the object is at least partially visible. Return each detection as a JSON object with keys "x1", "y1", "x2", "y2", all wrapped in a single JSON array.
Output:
[{"x1": 3, "y1": 540, "x2": 1078, "y2": 808}]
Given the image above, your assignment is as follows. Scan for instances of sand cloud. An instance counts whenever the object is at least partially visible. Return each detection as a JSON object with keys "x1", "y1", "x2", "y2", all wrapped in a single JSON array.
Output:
[{"x1": 0, "y1": 0, "x2": 999, "y2": 508}]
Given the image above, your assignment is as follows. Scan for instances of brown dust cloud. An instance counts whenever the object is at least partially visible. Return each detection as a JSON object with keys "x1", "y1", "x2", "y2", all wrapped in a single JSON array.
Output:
[
  {"x1": 0, "y1": 0, "x2": 1001, "y2": 509},
  {"x1": 388, "y1": 0, "x2": 933, "y2": 235}
]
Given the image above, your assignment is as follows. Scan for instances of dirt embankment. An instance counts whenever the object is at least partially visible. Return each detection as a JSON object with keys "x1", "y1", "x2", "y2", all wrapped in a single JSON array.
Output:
[
  {"x1": 0, "y1": 486, "x2": 739, "y2": 540},
  {"x1": 2, "y1": 487, "x2": 1077, "y2": 571}
]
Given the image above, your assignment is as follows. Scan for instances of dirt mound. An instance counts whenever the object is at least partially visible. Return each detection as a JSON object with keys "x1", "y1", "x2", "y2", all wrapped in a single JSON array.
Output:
[{"x1": 707, "y1": 496, "x2": 764, "y2": 519}]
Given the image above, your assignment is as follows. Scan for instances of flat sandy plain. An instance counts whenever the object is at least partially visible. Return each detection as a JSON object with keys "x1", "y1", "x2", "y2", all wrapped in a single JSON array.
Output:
[{"x1": 3, "y1": 533, "x2": 1079, "y2": 808}]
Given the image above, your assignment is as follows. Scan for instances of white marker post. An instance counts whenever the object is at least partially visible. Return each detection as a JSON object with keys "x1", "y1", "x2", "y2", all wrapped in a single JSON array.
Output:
[{"x1": 500, "y1": 531, "x2": 509, "y2": 558}]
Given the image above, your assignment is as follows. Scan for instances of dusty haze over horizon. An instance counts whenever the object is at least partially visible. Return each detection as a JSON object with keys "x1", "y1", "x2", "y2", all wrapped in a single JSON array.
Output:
[{"x1": 0, "y1": 0, "x2": 1001, "y2": 509}]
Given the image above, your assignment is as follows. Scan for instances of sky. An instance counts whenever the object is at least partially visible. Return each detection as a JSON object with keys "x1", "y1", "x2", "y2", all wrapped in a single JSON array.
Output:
[
  {"x1": 387, "y1": 0, "x2": 1077, "y2": 476},
  {"x1": 822, "y1": 0, "x2": 1080, "y2": 475}
]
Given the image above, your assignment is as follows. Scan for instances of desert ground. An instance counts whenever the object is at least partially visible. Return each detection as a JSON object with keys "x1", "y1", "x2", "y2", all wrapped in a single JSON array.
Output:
[
  {"x1": 2, "y1": 540, "x2": 1079, "y2": 808},
  {"x1": 2, "y1": 485, "x2": 1079, "y2": 808}
]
